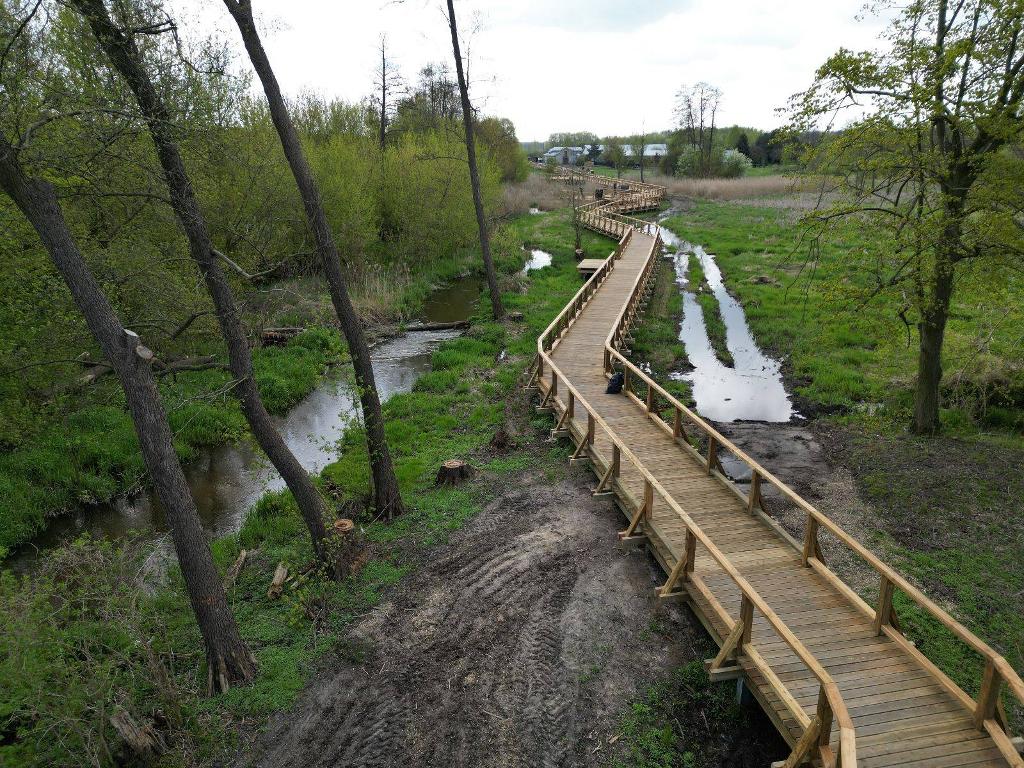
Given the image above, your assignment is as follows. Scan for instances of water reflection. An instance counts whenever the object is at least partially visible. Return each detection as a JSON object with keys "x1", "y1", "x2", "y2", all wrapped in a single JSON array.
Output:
[
  {"x1": 520, "y1": 246, "x2": 553, "y2": 274},
  {"x1": 658, "y1": 215, "x2": 795, "y2": 423}
]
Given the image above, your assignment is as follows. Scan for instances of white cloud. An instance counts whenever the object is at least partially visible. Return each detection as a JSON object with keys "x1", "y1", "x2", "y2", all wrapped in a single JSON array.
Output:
[{"x1": 172, "y1": 0, "x2": 889, "y2": 141}]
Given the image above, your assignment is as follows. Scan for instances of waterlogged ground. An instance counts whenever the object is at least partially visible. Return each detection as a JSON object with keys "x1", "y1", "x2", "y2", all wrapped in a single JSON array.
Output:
[{"x1": 657, "y1": 215, "x2": 795, "y2": 423}]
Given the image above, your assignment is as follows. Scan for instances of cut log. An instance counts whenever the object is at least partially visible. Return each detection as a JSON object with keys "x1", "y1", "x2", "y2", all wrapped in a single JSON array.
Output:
[
  {"x1": 223, "y1": 549, "x2": 248, "y2": 590},
  {"x1": 267, "y1": 562, "x2": 288, "y2": 599},
  {"x1": 110, "y1": 708, "x2": 164, "y2": 758},
  {"x1": 435, "y1": 459, "x2": 475, "y2": 486},
  {"x1": 261, "y1": 327, "x2": 304, "y2": 346},
  {"x1": 405, "y1": 320, "x2": 470, "y2": 332},
  {"x1": 506, "y1": 311, "x2": 524, "y2": 322}
]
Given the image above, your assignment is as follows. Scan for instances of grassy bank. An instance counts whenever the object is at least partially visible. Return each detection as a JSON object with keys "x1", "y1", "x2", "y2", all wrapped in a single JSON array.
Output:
[
  {"x1": 0, "y1": 240, "x2": 526, "y2": 560},
  {"x1": 685, "y1": 256, "x2": 734, "y2": 367},
  {"x1": 658, "y1": 197, "x2": 1024, "y2": 724},
  {"x1": 0, "y1": 209, "x2": 616, "y2": 767},
  {"x1": 628, "y1": 256, "x2": 691, "y2": 409}
]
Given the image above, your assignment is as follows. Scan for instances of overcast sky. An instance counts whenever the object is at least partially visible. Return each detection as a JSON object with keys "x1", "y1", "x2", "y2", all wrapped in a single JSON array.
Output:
[{"x1": 176, "y1": 0, "x2": 889, "y2": 142}]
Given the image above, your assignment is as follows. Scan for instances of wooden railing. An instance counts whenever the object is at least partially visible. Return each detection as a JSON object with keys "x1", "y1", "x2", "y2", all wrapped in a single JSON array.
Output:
[
  {"x1": 532, "y1": 191, "x2": 1024, "y2": 767},
  {"x1": 599, "y1": 225, "x2": 1024, "y2": 767},
  {"x1": 533, "y1": 229, "x2": 856, "y2": 768}
]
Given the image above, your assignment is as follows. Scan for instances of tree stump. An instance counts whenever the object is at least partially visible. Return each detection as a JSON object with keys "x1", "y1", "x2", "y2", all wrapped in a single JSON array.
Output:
[
  {"x1": 435, "y1": 459, "x2": 475, "y2": 486},
  {"x1": 330, "y1": 518, "x2": 367, "y2": 579},
  {"x1": 267, "y1": 562, "x2": 288, "y2": 599}
]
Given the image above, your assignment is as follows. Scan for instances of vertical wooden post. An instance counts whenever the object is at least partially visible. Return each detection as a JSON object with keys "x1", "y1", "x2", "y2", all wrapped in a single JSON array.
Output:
[
  {"x1": 645, "y1": 384, "x2": 654, "y2": 413},
  {"x1": 739, "y1": 595, "x2": 754, "y2": 646},
  {"x1": 550, "y1": 370, "x2": 557, "y2": 399},
  {"x1": 567, "y1": 390, "x2": 575, "y2": 420},
  {"x1": 587, "y1": 412, "x2": 595, "y2": 446},
  {"x1": 801, "y1": 514, "x2": 819, "y2": 566},
  {"x1": 706, "y1": 435, "x2": 717, "y2": 475},
  {"x1": 643, "y1": 479, "x2": 653, "y2": 520},
  {"x1": 673, "y1": 407, "x2": 682, "y2": 439},
  {"x1": 974, "y1": 659, "x2": 1001, "y2": 729},
  {"x1": 623, "y1": 368, "x2": 630, "y2": 394},
  {"x1": 816, "y1": 686, "x2": 834, "y2": 752},
  {"x1": 747, "y1": 471, "x2": 761, "y2": 515},
  {"x1": 612, "y1": 444, "x2": 621, "y2": 478},
  {"x1": 537, "y1": 356, "x2": 544, "y2": 379},
  {"x1": 873, "y1": 574, "x2": 894, "y2": 634},
  {"x1": 683, "y1": 528, "x2": 696, "y2": 576}
]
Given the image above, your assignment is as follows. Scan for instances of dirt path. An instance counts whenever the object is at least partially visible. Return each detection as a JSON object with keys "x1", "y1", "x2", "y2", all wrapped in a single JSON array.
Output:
[{"x1": 239, "y1": 464, "x2": 714, "y2": 767}]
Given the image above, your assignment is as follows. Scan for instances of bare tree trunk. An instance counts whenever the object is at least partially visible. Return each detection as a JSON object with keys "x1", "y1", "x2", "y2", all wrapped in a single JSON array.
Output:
[
  {"x1": 445, "y1": 0, "x2": 505, "y2": 320},
  {"x1": 222, "y1": 0, "x2": 405, "y2": 520},
  {"x1": 0, "y1": 138, "x2": 255, "y2": 692},
  {"x1": 72, "y1": 0, "x2": 334, "y2": 561}
]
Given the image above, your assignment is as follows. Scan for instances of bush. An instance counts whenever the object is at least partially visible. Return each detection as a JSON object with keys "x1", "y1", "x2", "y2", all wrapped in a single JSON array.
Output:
[{"x1": 674, "y1": 147, "x2": 751, "y2": 179}]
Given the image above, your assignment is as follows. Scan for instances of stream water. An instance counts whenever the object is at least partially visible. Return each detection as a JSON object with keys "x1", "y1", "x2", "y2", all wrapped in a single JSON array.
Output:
[
  {"x1": 657, "y1": 215, "x2": 796, "y2": 424},
  {"x1": 9, "y1": 274, "x2": 486, "y2": 570}
]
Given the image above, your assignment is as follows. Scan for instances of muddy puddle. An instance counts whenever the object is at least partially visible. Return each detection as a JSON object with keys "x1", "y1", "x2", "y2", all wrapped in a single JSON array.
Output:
[{"x1": 658, "y1": 215, "x2": 796, "y2": 424}]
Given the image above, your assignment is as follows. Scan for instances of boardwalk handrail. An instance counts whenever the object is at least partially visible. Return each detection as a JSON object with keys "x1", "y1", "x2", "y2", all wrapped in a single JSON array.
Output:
[
  {"x1": 534, "y1": 231, "x2": 857, "y2": 768},
  {"x1": 600, "y1": 228, "x2": 1024, "y2": 764}
]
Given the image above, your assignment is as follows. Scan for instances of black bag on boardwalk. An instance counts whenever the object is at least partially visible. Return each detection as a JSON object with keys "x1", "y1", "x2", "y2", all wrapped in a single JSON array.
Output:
[{"x1": 606, "y1": 372, "x2": 624, "y2": 394}]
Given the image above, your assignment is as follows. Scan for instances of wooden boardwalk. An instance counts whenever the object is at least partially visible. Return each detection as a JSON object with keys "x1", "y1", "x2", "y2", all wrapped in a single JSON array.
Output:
[{"x1": 529, "y1": 176, "x2": 1024, "y2": 767}]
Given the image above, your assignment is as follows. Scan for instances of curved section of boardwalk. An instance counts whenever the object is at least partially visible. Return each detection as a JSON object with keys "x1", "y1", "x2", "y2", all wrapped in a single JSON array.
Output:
[{"x1": 530, "y1": 174, "x2": 1023, "y2": 768}]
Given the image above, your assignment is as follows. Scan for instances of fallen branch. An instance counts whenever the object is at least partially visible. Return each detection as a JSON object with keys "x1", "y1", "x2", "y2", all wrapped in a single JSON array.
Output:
[
  {"x1": 405, "y1": 320, "x2": 470, "y2": 332},
  {"x1": 223, "y1": 548, "x2": 248, "y2": 590},
  {"x1": 211, "y1": 247, "x2": 284, "y2": 282}
]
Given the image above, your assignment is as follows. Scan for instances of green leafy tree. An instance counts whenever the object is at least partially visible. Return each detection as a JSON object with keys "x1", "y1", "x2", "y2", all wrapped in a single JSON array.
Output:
[
  {"x1": 791, "y1": 0, "x2": 1024, "y2": 434},
  {"x1": 603, "y1": 137, "x2": 627, "y2": 177}
]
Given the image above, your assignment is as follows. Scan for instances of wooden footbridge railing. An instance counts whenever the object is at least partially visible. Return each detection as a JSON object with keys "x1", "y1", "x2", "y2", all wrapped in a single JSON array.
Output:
[{"x1": 527, "y1": 184, "x2": 1024, "y2": 767}]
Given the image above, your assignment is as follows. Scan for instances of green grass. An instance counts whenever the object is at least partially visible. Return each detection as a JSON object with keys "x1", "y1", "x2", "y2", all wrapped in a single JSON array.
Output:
[
  {"x1": 0, "y1": 208, "x2": 602, "y2": 767},
  {"x1": 0, "y1": 327, "x2": 345, "y2": 559},
  {"x1": 607, "y1": 657, "x2": 784, "y2": 768},
  {"x1": 685, "y1": 256, "x2": 734, "y2": 368},
  {"x1": 662, "y1": 202, "x2": 1024, "y2": 432}
]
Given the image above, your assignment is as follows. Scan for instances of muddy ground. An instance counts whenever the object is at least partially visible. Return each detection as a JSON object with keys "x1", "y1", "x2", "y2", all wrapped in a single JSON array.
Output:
[{"x1": 238, "y1": 456, "x2": 786, "y2": 768}]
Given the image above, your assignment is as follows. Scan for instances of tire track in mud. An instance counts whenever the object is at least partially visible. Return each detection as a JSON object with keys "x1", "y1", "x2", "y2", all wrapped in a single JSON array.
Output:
[{"x1": 240, "y1": 470, "x2": 703, "y2": 768}]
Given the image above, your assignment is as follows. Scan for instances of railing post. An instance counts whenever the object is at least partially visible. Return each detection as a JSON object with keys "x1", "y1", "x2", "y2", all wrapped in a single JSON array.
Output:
[
  {"x1": 673, "y1": 407, "x2": 682, "y2": 439},
  {"x1": 747, "y1": 471, "x2": 761, "y2": 515},
  {"x1": 873, "y1": 573, "x2": 894, "y2": 634},
  {"x1": 706, "y1": 435, "x2": 717, "y2": 475},
  {"x1": 801, "y1": 513, "x2": 819, "y2": 566},
  {"x1": 537, "y1": 356, "x2": 544, "y2": 378},
  {"x1": 567, "y1": 390, "x2": 575, "y2": 420},
  {"x1": 550, "y1": 370, "x2": 557, "y2": 399},
  {"x1": 975, "y1": 659, "x2": 1001, "y2": 729},
  {"x1": 643, "y1": 479, "x2": 653, "y2": 520},
  {"x1": 612, "y1": 443, "x2": 620, "y2": 478},
  {"x1": 623, "y1": 368, "x2": 630, "y2": 394},
  {"x1": 816, "y1": 686, "x2": 834, "y2": 755},
  {"x1": 645, "y1": 383, "x2": 654, "y2": 413},
  {"x1": 587, "y1": 411, "x2": 595, "y2": 447},
  {"x1": 739, "y1": 594, "x2": 753, "y2": 646}
]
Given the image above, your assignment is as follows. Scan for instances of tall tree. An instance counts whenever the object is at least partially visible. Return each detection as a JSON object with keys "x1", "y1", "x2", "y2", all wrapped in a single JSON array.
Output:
[
  {"x1": 373, "y1": 34, "x2": 402, "y2": 151},
  {"x1": 70, "y1": 0, "x2": 339, "y2": 565},
  {"x1": 676, "y1": 82, "x2": 721, "y2": 176},
  {"x1": 631, "y1": 132, "x2": 648, "y2": 182},
  {"x1": 221, "y1": 0, "x2": 405, "y2": 520},
  {"x1": 445, "y1": 0, "x2": 504, "y2": 320},
  {"x1": 0, "y1": 135, "x2": 256, "y2": 692},
  {"x1": 792, "y1": 0, "x2": 1024, "y2": 434},
  {"x1": 603, "y1": 137, "x2": 627, "y2": 178}
]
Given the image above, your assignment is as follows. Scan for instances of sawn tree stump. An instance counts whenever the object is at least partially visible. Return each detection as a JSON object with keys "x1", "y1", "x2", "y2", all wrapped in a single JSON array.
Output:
[{"x1": 435, "y1": 459, "x2": 475, "y2": 486}]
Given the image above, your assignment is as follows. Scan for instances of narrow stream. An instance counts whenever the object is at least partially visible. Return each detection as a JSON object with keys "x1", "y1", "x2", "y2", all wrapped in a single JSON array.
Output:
[
  {"x1": 9, "y1": 274, "x2": 485, "y2": 570},
  {"x1": 657, "y1": 215, "x2": 796, "y2": 424}
]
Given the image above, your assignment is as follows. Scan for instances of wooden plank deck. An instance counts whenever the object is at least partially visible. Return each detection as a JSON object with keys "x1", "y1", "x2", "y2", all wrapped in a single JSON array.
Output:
[{"x1": 531, "y1": 197, "x2": 1023, "y2": 767}]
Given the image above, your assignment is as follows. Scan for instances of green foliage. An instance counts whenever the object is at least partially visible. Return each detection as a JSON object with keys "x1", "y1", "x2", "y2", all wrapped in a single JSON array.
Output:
[
  {"x1": 662, "y1": 202, "x2": 1024, "y2": 428},
  {"x1": 0, "y1": 208, "x2": 591, "y2": 766}
]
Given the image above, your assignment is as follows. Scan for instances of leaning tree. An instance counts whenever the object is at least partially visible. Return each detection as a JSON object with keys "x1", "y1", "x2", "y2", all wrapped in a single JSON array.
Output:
[
  {"x1": 69, "y1": 0, "x2": 343, "y2": 566},
  {"x1": 221, "y1": 0, "x2": 406, "y2": 521},
  {"x1": 791, "y1": 0, "x2": 1024, "y2": 434}
]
